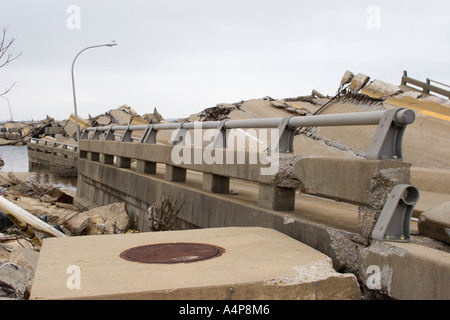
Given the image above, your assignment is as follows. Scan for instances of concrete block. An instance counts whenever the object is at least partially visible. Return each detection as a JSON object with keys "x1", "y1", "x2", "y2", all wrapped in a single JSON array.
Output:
[
  {"x1": 5, "y1": 132, "x2": 21, "y2": 140},
  {"x1": 136, "y1": 160, "x2": 156, "y2": 175},
  {"x1": 418, "y1": 201, "x2": 450, "y2": 244},
  {"x1": 340, "y1": 70, "x2": 355, "y2": 87},
  {"x1": 9, "y1": 246, "x2": 40, "y2": 275},
  {"x1": 258, "y1": 184, "x2": 295, "y2": 211},
  {"x1": 30, "y1": 227, "x2": 360, "y2": 300},
  {"x1": 358, "y1": 241, "x2": 450, "y2": 300},
  {"x1": 0, "y1": 262, "x2": 31, "y2": 299},
  {"x1": 361, "y1": 80, "x2": 403, "y2": 99},
  {"x1": 45, "y1": 127, "x2": 63, "y2": 135},
  {"x1": 96, "y1": 115, "x2": 111, "y2": 126},
  {"x1": 350, "y1": 73, "x2": 370, "y2": 92},
  {"x1": 202, "y1": 173, "x2": 229, "y2": 194},
  {"x1": 110, "y1": 109, "x2": 131, "y2": 125},
  {"x1": 293, "y1": 157, "x2": 411, "y2": 207},
  {"x1": 165, "y1": 165, "x2": 186, "y2": 182}
]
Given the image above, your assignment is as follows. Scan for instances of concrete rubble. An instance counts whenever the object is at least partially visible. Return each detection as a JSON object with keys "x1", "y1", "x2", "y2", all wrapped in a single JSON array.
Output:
[
  {"x1": 62, "y1": 105, "x2": 164, "y2": 141},
  {"x1": 0, "y1": 105, "x2": 164, "y2": 149},
  {"x1": 0, "y1": 116, "x2": 57, "y2": 146},
  {"x1": 0, "y1": 172, "x2": 132, "y2": 299},
  {"x1": 1, "y1": 69, "x2": 449, "y2": 300}
]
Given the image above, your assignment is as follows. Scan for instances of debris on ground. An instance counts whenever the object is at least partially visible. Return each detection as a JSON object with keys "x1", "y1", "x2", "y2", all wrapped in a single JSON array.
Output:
[
  {"x1": 148, "y1": 194, "x2": 185, "y2": 231},
  {"x1": 60, "y1": 202, "x2": 130, "y2": 236},
  {"x1": 1, "y1": 105, "x2": 164, "y2": 147},
  {"x1": 1, "y1": 69, "x2": 448, "y2": 300},
  {"x1": 198, "y1": 103, "x2": 242, "y2": 121},
  {"x1": 0, "y1": 172, "x2": 136, "y2": 299},
  {"x1": 0, "y1": 116, "x2": 60, "y2": 146}
]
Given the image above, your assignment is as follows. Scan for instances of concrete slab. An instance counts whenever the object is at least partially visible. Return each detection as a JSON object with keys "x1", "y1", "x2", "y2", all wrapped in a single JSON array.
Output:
[
  {"x1": 413, "y1": 190, "x2": 450, "y2": 217},
  {"x1": 419, "y1": 201, "x2": 450, "y2": 244},
  {"x1": 30, "y1": 227, "x2": 360, "y2": 300}
]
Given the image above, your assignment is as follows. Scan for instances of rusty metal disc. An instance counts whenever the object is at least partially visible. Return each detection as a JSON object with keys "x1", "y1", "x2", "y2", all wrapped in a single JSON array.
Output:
[{"x1": 119, "y1": 242, "x2": 225, "y2": 264}]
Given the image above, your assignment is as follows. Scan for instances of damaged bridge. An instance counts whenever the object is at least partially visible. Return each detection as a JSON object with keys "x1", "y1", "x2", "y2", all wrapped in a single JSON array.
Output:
[{"x1": 67, "y1": 107, "x2": 449, "y2": 300}]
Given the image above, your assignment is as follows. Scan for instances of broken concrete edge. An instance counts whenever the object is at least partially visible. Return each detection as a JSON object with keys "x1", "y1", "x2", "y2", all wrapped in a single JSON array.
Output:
[
  {"x1": 291, "y1": 155, "x2": 411, "y2": 205},
  {"x1": 290, "y1": 156, "x2": 415, "y2": 243},
  {"x1": 60, "y1": 201, "x2": 131, "y2": 236},
  {"x1": 0, "y1": 240, "x2": 38, "y2": 300},
  {"x1": 1, "y1": 105, "x2": 164, "y2": 146},
  {"x1": 78, "y1": 140, "x2": 417, "y2": 242},
  {"x1": 325, "y1": 227, "x2": 450, "y2": 300},
  {"x1": 72, "y1": 168, "x2": 450, "y2": 301},
  {"x1": 29, "y1": 227, "x2": 362, "y2": 300},
  {"x1": 410, "y1": 166, "x2": 450, "y2": 195},
  {"x1": 0, "y1": 261, "x2": 33, "y2": 299},
  {"x1": 418, "y1": 201, "x2": 450, "y2": 245},
  {"x1": 358, "y1": 240, "x2": 450, "y2": 299}
]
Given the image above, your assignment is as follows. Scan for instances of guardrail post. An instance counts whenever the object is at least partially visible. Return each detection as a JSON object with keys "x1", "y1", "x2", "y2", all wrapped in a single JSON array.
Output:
[
  {"x1": 170, "y1": 123, "x2": 188, "y2": 146},
  {"x1": 258, "y1": 184, "x2": 295, "y2": 211},
  {"x1": 80, "y1": 129, "x2": 89, "y2": 140},
  {"x1": 366, "y1": 109, "x2": 415, "y2": 160},
  {"x1": 116, "y1": 156, "x2": 131, "y2": 168},
  {"x1": 105, "y1": 128, "x2": 115, "y2": 141},
  {"x1": 208, "y1": 120, "x2": 228, "y2": 148},
  {"x1": 372, "y1": 184, "x2": 420, "y2": 242},
  {"x1": 424, "y1": 78, "x2": 431, "y2": 95},
  {"x1": 140, "y1": 125, "x2": 157, "y2": 144},
  {"x1": 401, "y1": 70, "x2": 408, "y2": 85},
  {"x1": 121, "y1": 126, "x2": 133, "y2": 142},
  {"x1": 136, "y1": 160, "x2": 157, "y2": 174},
  {"x1": 202, "y1": 173, "x2": 229, "y2": 194},
  {"x1": 91, "y1": 128, "x2": 101, "y2": 140},
  {"x1": 269, "y1": 116, "x2": 296, "y2": 154},
  {"x1": 165, "y1": 165, "x2": 187, "y2": 182}
]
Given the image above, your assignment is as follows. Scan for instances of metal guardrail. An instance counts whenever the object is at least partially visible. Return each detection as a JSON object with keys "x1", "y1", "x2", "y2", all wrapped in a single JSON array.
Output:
[
  {"x1": 401, "y1": 70, "x2": 450, "y2": 99},
  {"x1": 78, "y1": 108, "x2": 420, "y2": 242},
  {"x1": 28, "y1": 138, "x2": 79, "y2": 151},
  {"x1": 81, "y1": 108, "x2": 416, "y2": 160}
]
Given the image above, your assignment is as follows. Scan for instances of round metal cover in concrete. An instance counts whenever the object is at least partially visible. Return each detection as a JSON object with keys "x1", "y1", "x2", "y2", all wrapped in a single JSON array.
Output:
[{"x1": 120, "y1": 242, "x2": 225, "y2": 264}]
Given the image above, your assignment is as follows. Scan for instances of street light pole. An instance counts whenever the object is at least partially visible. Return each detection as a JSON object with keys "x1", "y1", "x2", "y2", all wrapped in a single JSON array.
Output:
[
  {"x1": 0, "y1": 96, "x2": 13, "y2": 122},
  {"x1": 71, "y1": 42, "x2": 117, "y2": 142}
]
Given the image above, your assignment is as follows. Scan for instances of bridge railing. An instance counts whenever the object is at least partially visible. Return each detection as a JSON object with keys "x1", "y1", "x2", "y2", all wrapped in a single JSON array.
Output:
[
  {"x1": 28, "y1": 138, "x2": 79, "y2": 151},
  {"x1": 27, "y1": 138, "x2": 79, "y2": 166},
  {"x1": 81, "y1": 108, "x2": 415, "y2": 161},
  {"x1": 401, "y1": 70, "x2": 450, "y2": 99},
  {"x1": 78, "y1": 108, "x2": 419, "y2": 242}
]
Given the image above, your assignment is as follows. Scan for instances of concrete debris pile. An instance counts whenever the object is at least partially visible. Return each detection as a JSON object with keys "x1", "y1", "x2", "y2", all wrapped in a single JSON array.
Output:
[
  {"x1": 62, "y1": 105, "x2": 164, "y2": 141},
  {"x1": 1, "y1": 105, "x2": 164, "y2": 149},
  {"x1": 0, "y1": 172, "x2": 131, "y2": 299},
  {"x1": 0, "y1": 116, "x2": 60, "y2": 146},
  {"x1": 198, "y1": 102, "x2": 242, "y2": 121},
  {"x1": 337, "y1": 70, "x2": 450, "y2": 107}
]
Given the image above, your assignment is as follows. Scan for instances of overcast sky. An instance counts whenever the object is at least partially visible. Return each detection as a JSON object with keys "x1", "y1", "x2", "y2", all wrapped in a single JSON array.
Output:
[{"x1": 1, "y1": 0, "x2": 449, "y2": 122}]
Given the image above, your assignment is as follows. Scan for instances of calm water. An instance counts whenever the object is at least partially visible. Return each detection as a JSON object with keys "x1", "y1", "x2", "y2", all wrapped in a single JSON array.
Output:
[{"x1": 0, "y1": 145, "x2": 77, "y2": 191}]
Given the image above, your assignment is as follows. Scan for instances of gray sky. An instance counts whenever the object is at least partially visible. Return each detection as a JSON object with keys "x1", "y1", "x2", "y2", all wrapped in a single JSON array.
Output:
[{"x1": 1, "y1": 0, "x2": 449, "y2": 122}]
